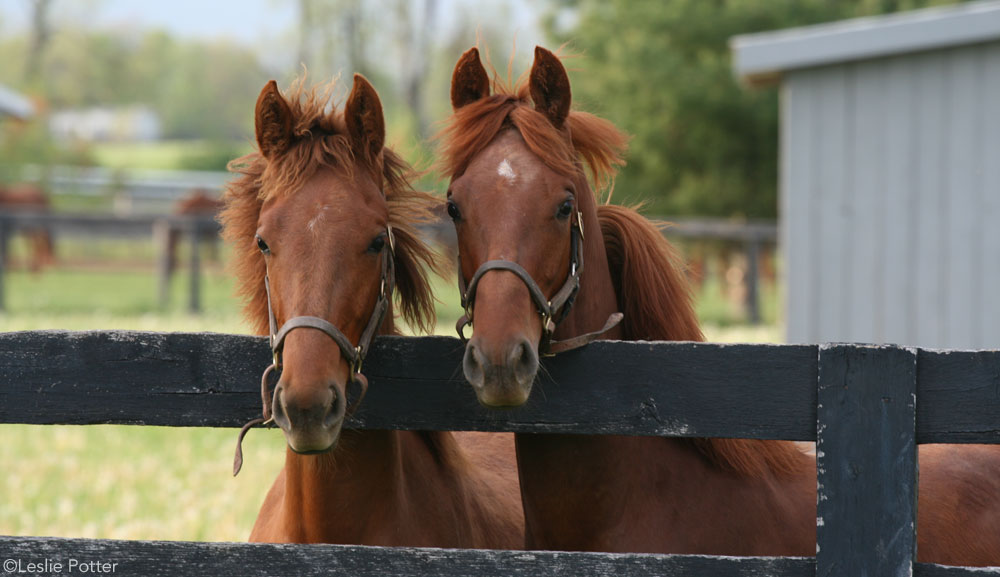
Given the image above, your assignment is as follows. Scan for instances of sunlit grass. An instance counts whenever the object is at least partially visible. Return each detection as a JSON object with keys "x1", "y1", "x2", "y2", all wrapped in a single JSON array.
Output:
[
  {"x1": 0, "y1": 266, "x2": 243, "y2": 332},
  {"x1": 0, "y1": 424, "x2": 285, "y2": 542},
  {"x1": 89, "y1": 140, "x2": 253, "y2": 172}
]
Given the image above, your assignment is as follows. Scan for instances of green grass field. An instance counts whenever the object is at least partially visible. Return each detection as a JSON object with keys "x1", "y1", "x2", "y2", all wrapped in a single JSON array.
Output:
[
  {"x1": 0, "y1": 263, "x2": 781, "y2": 542},
  {"x1": 90, "y1": 140, "x2": 254, "y2": 172}
]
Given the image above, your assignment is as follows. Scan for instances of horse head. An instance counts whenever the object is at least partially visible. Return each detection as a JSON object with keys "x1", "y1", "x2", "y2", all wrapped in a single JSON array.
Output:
[
  {"x1": 227, "y1": 75, "x2": 394, "y2": 454},
  {"x1": 441, "y1": 47, "x2": 620, "y2": 407}
]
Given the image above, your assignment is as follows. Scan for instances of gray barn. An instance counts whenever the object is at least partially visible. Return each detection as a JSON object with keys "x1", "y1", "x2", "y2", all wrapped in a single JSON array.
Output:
[{"x1": 732, "y1": 2, "x2": 1000, "y2": 349}]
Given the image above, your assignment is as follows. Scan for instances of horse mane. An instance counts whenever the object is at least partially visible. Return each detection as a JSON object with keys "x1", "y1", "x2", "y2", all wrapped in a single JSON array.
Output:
[
  {"x1": 220, "y1": 78, "x2": 443, "y2": 336},
  {"x1": 435, "y1": 61, "x2": 627, "y2": 196},
  {"x1": 598, "y1": 204, "x2": 807, "y2": 479}
]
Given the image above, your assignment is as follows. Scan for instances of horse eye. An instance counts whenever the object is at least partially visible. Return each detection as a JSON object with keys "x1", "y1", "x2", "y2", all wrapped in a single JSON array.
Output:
[
  {"x1": 446, "y1": 200, "x2": 461, "y2": 221},
  {"x1": 368, "y1": 235, "x2": 386, "y2": 254},
  {"x1": 256, "y1": 235, "x2": 270, "y2": 254},
  {"x1": 557, "y1": 200, "x2": 574, "y2": 219}
]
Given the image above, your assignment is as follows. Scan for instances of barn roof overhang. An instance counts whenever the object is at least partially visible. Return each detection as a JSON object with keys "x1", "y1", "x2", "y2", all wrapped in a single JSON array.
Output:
[
  {"x1": 731, "y1": 1, "x2": 1000, "y2": 87},
  {"x1": 0, "y1": 84, "x2": 35, "y2": 120}
]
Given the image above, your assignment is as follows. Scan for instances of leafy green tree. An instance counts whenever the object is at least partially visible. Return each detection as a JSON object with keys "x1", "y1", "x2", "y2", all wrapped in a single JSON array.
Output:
[
  {"x1": 546, "y1": 0, "x2": 959, "y2": 217},
  {"x1": 156, "y1": 40, "x2": 268, "y2": 139}
]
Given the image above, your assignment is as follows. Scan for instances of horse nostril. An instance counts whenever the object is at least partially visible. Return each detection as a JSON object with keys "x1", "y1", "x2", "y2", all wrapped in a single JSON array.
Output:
[
  {"x1": 324, "y1": 385, "x2": 346, "y2": 429},
  {"x1": 271, "y1": 385, "x2": 290, "y2": 431},
  {"x1": 510, "y1": 339, "x2": 538, "y2": 387},
  {"x1": 463, "y1": 342, "x2": 487, "y2": 388}
]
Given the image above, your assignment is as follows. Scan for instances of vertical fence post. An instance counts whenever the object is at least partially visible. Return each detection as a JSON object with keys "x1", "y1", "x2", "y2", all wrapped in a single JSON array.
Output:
[
  {"x1": 745, "y1": 237, "x2": 761, "y2": 324},
  {"x1": 817, "y1": 344, "x2": 918, "y2": 577},
  {"x1": 0, "y1": 215, "x2": 7, "y2": 312},
  {"x1": 153, "y1": 218, "x2": 171, "y2": 310},
  {"x1": 187, "y1": 218, "x2": 201, "y2": 314}
]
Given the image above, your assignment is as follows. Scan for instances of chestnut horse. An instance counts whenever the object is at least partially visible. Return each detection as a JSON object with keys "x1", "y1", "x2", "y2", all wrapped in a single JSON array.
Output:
[
  {"x1": 439, "y1": 46, "x2": 1000, "y2": 564},
  {"x1": 0, "y1": 183, "x2": 55, "y2": 271},
  {"x1": 221, "y1": 75, "x2": 523, "y2": 546},
  {"x1": 166, "y1": 188, "x2": 223, "y2": 275}
]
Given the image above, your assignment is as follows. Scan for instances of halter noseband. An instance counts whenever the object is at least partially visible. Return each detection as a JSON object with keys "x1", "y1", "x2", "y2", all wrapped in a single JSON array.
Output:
[
  {"x1": 455, "y1": 210, "x2": 622, "y2": 355},
  {"x1": 233, "y1": 226, "x2": 395, "y2": 475}
]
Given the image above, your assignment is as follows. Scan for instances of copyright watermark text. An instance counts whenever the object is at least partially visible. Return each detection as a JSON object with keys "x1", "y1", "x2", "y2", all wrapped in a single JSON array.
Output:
[{"x1": 4, "y1": 558, "x2": 118, "y2": 575}]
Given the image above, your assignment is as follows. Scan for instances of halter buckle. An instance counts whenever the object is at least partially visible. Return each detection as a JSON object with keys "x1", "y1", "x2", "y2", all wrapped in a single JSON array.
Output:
[
  {"x1": 463, "y1": 297, "x2": 474, "y2": 323},
  {"x1": 541, "y1": 306, "x2": 553, "y2": 336},
  {"x1": 353, "y1": 346, "x2": 364, "y2": 374}
]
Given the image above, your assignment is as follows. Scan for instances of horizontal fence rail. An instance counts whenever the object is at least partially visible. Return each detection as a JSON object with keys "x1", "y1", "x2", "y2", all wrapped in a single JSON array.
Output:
[
  {"x1": 0, "y1": 537, "x2": 813, "y2": 577},
  {"x1": 2, "y1": 332, "x2": 999, "y2": 443},
  {"x1": 0, "y1": 536, "x2": 984, "y2": 577},
  {"x1": 2, "y1": 332, "x2": 999, "y2": 577},
  {"x1": 0, "y1": 211, "x2": 220, "y2": 236}
]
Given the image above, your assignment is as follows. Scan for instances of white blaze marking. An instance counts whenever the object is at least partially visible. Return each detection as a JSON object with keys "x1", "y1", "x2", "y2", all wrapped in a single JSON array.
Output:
[
  {"x1": 497, "y1": 159, "x2": 516, "y2": 182},
  {"x1": 308, "y1": 205, "x2": 330, "y2": 232}
]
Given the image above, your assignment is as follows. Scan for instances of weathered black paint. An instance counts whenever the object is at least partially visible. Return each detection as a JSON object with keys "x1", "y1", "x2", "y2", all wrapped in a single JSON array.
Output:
[
  {"x1": 816, "y1": 344, "x2": 918, "y2": 577},
  {"x1": 0, "y1": 536, "x2": 813, "y2": 577},
  {"x1": 916, "y1": 349, "x2": 1000, "y2": 443},
  {"x1": 0, "y1": 331, "x2": 820, "y2": 438}
]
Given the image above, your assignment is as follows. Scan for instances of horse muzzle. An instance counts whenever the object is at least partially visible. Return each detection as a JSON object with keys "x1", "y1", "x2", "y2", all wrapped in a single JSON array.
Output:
[
  {"x1": 271, "y1": 379, "x2": 347, "y2": 454},
  {"x1": 463, "y1": 335, "x2": 538, "y2": 408}
]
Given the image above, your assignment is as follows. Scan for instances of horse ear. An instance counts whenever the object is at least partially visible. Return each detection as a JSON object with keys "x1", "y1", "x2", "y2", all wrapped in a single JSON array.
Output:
[
  {"x1": 529, "y1": 46, "x2": 571, "y2": 129},
  {"x1": 255, "y1": 80, "x2": 294, "y2": 159},
  {"x1": 345, "y1": 73, "x2": 385, "y2": 160},
  {"x1": 451, "y1": 47, "x2": 490, "y2": 110}
]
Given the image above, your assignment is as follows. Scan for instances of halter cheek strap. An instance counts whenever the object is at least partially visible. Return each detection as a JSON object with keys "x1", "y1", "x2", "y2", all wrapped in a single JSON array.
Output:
[
  {"x1": 233, "y1": 227, "x2": 395, "y2": 476},
  {"x1": 455, "y1": 210, "x2": 622, "y2": 355}
]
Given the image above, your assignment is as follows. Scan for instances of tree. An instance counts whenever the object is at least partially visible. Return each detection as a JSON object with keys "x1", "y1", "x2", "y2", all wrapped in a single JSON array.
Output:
[
  {"x1": 546, "y1": 0, "x2": 960, "y2": 218},
  {"x1": 295, "y1": 0, "x2": 369, "y2": 81},
  {"x1": 395, "y1": 0, "x2": 437, "y2": 140},
  {"x1": 24, "y1": 0, "x2": 53, "y2": 85},
  {"x1": 156, "y1": 39, "x2": 268, "y2": 139}
]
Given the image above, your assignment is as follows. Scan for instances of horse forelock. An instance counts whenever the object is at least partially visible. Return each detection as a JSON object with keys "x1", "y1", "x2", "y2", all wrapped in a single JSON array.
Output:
[
  {"x1": 436, "y1": 66, "x2": 627, "y2": 200},
  {"x1": 221, "y1": 79, "x2": 444, "y2": 337}
]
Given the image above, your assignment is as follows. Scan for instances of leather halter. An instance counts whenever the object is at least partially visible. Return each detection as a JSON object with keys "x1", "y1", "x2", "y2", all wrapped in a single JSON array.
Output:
[
  {"x1": 455, "y1": 210, "x2": 622, "y2": 355},
  {"x1": 233, "y1": 226, "x2": 395, "y2": 475}
]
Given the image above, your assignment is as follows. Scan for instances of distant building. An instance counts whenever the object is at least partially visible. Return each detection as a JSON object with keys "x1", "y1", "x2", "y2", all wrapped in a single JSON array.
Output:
[
  {"x1": 48, "y1": 106, "x2": 162, "y2": 142},
  {"x1": 732, "y1": 1, "x2": 1000, "y2": 349},
  {"x1": 0, "y1": 84, "x2": 35, "y2": 120}
]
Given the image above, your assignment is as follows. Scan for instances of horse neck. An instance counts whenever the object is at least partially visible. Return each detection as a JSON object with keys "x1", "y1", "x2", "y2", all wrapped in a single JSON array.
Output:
[
  {"x1": 277, "y1": 316, "x2": 462, "y2": 544},
  {"x1": 524, "y1": 180, "x2": 813, "y2": 551},
  {"x1": 552, "y1": 179, "x2": 622, "y2": 342},
  {"x1": 516, "y1": 433, "x2": 813, "y2": 552},
  {"x1": 281, "y1": 429, "x2": 470, "y2": 545}
]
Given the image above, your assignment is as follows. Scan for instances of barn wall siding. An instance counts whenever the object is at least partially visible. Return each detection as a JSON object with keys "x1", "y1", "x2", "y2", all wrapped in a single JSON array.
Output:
[{"x1": 783, "y1": 40, "x2": 1000, "y2": 348}]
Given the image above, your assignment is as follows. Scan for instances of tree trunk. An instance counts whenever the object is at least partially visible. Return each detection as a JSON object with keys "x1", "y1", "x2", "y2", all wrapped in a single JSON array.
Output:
[{"x1": 24, "y1": 0, "x2": 53, "y2": 84}]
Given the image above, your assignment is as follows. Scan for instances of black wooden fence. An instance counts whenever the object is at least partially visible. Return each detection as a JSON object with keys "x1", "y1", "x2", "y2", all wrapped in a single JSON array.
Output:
[
  {"x1": 2, "y1": 331, "x2": 999, "y2": 576},
  {"x1": 0, "y1": 212, "x2": 219, "y2": 313}
]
